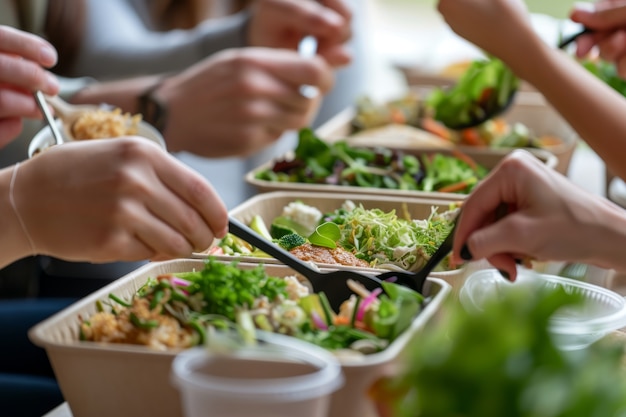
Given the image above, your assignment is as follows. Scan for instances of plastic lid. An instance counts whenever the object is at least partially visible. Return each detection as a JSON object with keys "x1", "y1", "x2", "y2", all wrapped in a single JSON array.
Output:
[{"x1": 459, "y1": 268, "x2": 626, "y2": 350}]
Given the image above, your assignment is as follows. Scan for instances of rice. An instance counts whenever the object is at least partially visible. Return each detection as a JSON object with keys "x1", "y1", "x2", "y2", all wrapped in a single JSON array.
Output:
[{"x1": 72, "y1": 108, "x2": 141, "y2": 140}]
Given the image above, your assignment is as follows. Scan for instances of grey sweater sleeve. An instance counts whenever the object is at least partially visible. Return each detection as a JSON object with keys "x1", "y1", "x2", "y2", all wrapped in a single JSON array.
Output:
[{"x1": 68, "y1": 0, "x2": 249, "y2": 80}]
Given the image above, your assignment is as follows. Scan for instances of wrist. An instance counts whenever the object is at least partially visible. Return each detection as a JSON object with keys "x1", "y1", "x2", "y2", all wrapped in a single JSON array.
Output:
[
  {"x1": 0, "y1": 166, "x2": 33, "y2": 267},
  {"x1": 137, "y1": 77, "x2": 170, "y2": 134}
]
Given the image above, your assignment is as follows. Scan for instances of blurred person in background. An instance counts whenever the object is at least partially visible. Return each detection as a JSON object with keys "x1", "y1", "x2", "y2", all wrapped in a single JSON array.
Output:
[
  {"x1": 0, "y1": 25, "x2": 229, "y2": 416},
  {"x1": 0, "y1": 0, "x2": 360, "y2": 299}
]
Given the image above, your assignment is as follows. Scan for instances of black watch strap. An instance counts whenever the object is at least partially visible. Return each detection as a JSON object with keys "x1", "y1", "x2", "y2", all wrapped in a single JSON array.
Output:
[{"x1": 137, "y1": 79, "x2": 168, "y2": 134}]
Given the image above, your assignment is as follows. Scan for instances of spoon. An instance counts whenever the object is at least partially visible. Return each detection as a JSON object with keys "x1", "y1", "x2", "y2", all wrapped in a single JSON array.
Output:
[
  {"x1": 228, "y1": 217, "x2": 453, "y2": 310},
  {"x1": 33, "y1": 91, "x2": 65, "y2": 145},
  {"x1": 43, "y1": 94, "x2": 100, "y2": 141}
]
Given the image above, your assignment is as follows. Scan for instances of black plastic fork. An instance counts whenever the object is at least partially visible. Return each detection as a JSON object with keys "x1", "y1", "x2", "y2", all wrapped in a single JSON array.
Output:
[{"x1": 228, "y1": 217, "x2": 457, "y2": 311}]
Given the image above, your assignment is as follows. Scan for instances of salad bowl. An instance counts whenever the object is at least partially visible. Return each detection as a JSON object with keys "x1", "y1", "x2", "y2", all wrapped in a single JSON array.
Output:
[{"x1": 29, "y1": 259, "x2": 451, "y2": 417}]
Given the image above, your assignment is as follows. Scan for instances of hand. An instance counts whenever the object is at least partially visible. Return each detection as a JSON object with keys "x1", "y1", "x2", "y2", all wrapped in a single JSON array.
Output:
[
  {"x1": 452, "y1": 150, "x2": 626, "y2": 281},
  {"x1": 247, "y1": 0, "x2": 352, "y2": 67},
  {"x1": 12, "y1": 138, "x2": 227, "y2": 263},
  {"x1": 436, "y1": 0, "x2": 534, "y2": 64},
  {"x1": 157, "y1": 47, "x2": 333, "y2": 157},
  {"x1": 570, "y1": 0, "x2": 626, "y2": 78},
  {"x1": 0, "y1": 25, "x2": 60, "y2": 146}
]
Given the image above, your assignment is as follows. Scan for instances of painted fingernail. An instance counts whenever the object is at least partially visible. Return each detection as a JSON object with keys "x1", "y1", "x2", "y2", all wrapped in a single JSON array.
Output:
[
  {"x1": 499, "y1": 270, "x2": 510, "y2": 281},
  {"x1": 460, "y1": 244, "x2": 473, "y2": 261}
]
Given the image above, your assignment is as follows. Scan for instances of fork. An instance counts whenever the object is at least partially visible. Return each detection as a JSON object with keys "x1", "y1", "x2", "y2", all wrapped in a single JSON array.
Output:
[{"x1": 228, "y1": 217, "x2": 452, "y2": 311}]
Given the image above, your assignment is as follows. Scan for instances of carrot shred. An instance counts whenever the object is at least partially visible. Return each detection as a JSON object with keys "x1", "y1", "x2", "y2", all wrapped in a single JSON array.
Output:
[
  {"x1": 451, "y1": 149, "x2": 479, "y2": 171},
  {"x1": 421, "y1": 117, "x2": 453, "y2": 141},
  {"x1": 437, "y1": 179, "x2": 473, "y2": 193}
]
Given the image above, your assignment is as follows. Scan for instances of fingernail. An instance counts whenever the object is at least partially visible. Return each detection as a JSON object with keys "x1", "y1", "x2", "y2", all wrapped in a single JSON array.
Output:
[
  {"x1": 460, "y1": 244, "x2": 473, "y2": 261},
  {"x1": 40, "y1": 45, "x2": 58, "y2": 67},
  {"x1": 45, "y1": 72, "x2": 59, "y2": 92},
  {"x1": 499, "y1": 270, "x2": 510, "y2": 281}
]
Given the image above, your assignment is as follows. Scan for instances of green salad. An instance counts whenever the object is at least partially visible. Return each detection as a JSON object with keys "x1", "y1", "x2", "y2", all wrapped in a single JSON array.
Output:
[
  {"x1": 426, "y1": 57, "x2": 519, "y2": 130},
  {"x1": 255, "y1": 128, "x2": 488, "y2": 194},
  {"x1": 80, "y1": 258, "x2": 424, "y2": 355},
  {"x1": 216, "y1": 200, "x2": 458, "y2": 272}
]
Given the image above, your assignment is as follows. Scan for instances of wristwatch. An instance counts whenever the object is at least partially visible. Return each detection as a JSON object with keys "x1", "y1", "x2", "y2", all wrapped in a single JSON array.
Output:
[{"x1": 137, "y1": 80, "x2": 168, "y2": 133}]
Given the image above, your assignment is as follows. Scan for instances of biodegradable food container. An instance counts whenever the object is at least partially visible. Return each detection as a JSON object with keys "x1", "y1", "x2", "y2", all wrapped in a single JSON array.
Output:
[
  {"x1": 29, "y1": 259, "x2": 451, "y2": 417},
  {"x1": 315, "y1": 91, "x2": 576, "y2": 175},
  {"x1": 172, "y1": 333, "x2": 343, "y2": 417},
  {"x1": 195, "y1": 191, "x2": 489, "y2": 290},
  {"x1": 460, "y1": 268, "x2": 626, "y2": 351},
  {"x1": 245, "y1": 143, "x2": 556, "y2": 200},
  {"x1": 28, "y1": 118, "x2": 166, "y2": 158}
]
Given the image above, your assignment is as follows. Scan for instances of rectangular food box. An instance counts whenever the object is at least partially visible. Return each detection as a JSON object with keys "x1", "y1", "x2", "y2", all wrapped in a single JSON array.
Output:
[
  {"x1": 245, "y1": 137, "x2": 557, "y2": 200},
  {"x1": 315, "y1": 91, "x2": 577, "y2": 175},
  {"x1": 194, "y1": 191, "x2": 489, "y2": 289},
  {"x1": 29, "y1": 259, "x2": 451, "y2": 417}
]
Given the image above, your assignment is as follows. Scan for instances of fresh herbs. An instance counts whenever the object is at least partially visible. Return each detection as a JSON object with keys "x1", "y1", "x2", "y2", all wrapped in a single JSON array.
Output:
[
  {"x1": 81, "y1": 258, "x2": 426, "y2": 355},
  {"x1": 256, "y1": 128, "x2": 487, "y2": 194}
]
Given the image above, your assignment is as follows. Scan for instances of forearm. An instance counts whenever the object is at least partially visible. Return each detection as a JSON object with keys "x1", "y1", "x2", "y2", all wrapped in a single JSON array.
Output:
[
  {"x1": 69, "y1": 75, "x2": 162, "y2": 115},
  {"x1": 70, "y1": 0, "x2": 249, "y2": 79},
  {"x1": 504, "y1": 39, "x2": 626, "y2": 181},
  {"x1": 0, "y1": 166, "x2": 32, "y2": 269}
]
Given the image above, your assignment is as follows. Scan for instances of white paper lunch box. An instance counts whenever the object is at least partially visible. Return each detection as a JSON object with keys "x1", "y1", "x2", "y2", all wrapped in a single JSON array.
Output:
[{"x1": 29, "y1": 259, "x2": 452, "y2": 417}]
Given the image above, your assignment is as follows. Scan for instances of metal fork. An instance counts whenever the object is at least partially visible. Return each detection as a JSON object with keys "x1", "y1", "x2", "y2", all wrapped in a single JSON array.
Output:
[{"x1": 228, "y1": 217, "x2": 454, "y2": 311}]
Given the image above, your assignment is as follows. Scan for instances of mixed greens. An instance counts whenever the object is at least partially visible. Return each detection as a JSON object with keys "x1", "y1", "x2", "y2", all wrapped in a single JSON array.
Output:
[
  {"x1": 255, "y1": 128, "x2": 488, "y2": 194},
  {"x1": 216, "y1": 200, "x2": 458, "y2": 272},
  {"x1": 427, "y1": 57, "x2": 519, "y2": 129},
  {"x1": 79, "y1": 258, "x2": 425, "y2": 355}
]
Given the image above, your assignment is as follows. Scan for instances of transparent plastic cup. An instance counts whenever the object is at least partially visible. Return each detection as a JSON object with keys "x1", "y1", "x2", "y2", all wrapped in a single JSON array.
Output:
[
  {"x1": 460, "y1": 268, "x2": 626, "y2": 350},
  {"x1": 171, "y1": 332, "x2": 344, "y2": 417}
]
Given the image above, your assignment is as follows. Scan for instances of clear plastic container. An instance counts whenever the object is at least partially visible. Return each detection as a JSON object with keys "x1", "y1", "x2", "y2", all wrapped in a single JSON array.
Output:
[
  {"x1": 459, "y1": 268, "x2": 626, "y2": 351},
  {"x1": 171, "y1": 332, "x2": 344, "y2": 417}
]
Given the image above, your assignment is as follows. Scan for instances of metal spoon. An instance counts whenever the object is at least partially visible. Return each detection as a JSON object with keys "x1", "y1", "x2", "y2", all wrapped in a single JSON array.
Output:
[
  {"x1": 33, "y1": 91, "x2": 65, "y2": 145},
  {"x1": 43, "y1": 94, "x2": 100, "y2": 141}
]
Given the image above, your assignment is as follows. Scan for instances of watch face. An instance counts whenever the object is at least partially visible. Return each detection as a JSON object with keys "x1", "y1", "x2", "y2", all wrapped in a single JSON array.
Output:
[{"x1": 138, "y1": 85, "x2": 167, "y2": 133}]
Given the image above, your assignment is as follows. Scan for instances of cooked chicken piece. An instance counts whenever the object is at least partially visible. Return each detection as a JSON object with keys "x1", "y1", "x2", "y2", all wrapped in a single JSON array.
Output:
[{"x1": 289, "y1": 243, "x2": 370, "y2": 268}]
